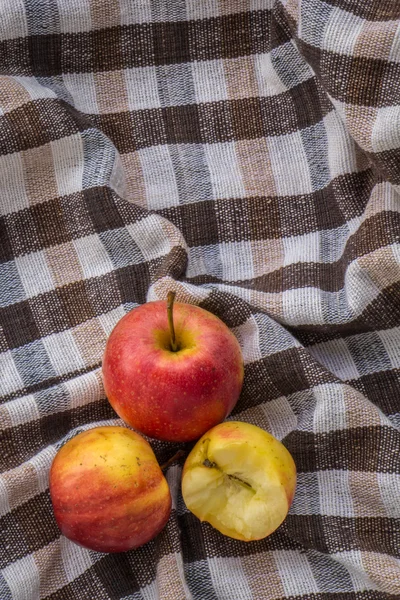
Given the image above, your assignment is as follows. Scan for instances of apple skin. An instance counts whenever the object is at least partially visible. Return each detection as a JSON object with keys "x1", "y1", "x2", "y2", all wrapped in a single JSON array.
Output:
[
  {"x1": 49, "y1": 426, "x2": 171, "y2": 553},
  {"x1": 102, "y1": 301, "x2": 244, "y2": 442},
  {"x1": 181, "y1": 421, "x2": 296, "y2": 542}
]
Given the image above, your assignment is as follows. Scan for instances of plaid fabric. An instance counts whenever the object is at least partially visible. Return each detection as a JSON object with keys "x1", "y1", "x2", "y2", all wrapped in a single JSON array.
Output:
[{"x1": 1, "y1": 0, "x2": 400, "y2": 598}]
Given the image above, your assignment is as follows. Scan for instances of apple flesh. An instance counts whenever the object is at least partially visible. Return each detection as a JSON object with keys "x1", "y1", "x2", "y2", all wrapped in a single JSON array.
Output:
[
  {"x1": 102, "y1": 298, "x2": 244, "y2": 442},
  {"x1": 181, "y1": 421, "x2": 296, "y2": 541},
  {"x1": 49, "y1": 426, "x2": 171, "y2": 553}
]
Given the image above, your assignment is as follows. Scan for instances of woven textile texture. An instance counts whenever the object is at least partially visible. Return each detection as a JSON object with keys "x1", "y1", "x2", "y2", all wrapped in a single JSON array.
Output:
[{"x1": 1, "y1": 0, "x2": 400, "y2": 598}]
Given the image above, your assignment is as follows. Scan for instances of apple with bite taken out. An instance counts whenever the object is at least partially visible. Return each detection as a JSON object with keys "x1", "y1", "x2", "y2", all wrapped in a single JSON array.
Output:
[
  {"x1": 181, "y1": 421, "x2": 296, "y2": 541},
  {"x1": 49, "y1": 426, "x2": 171, "y2": 553},
  {"x1": 102, "y1": 293, "x2": 244, "y2": 442}
]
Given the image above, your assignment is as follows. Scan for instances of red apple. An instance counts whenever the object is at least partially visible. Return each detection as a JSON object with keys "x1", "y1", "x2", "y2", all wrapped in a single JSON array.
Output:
[
  {"x1": 49, "y1": 426, "x2": 171, "y2": 553},
  {"x1": 102, "y1": 293, "x2": 244, "y2": 442}
]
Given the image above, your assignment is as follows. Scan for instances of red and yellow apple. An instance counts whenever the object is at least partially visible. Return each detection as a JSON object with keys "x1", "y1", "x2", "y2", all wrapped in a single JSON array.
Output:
[
  {"x1": 181, "y1": 421, "x2": 296, "y2": 541},
  {"x1": 102, "y1": 293, "x2": 244, "y2": 442},
  {"x1": 49, "y1": 426, "x2": 171, "y2": 553}
]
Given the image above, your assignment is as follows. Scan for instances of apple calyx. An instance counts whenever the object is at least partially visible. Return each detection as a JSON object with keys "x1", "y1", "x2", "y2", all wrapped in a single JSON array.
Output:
[
  {"x1": 167, "y1": 291, "x2": 179, "y2": 352},
  {"x1": 203, "y1": 458, "x2": 254, "y2": 492}
]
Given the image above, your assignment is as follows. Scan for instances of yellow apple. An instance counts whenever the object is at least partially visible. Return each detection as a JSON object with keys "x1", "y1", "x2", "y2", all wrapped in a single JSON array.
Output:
[
  {"x1": 181, "y1": 421, "x2": 296, "y2": 541},
  {"x1": 49, "y1": 426, "x2": 171, "y2": 553}
]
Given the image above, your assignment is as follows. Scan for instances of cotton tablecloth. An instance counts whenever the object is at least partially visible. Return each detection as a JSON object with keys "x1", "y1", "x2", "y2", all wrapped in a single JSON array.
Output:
[{"x1": 1, "y1": 0, "x2": 400, "y2": 598}]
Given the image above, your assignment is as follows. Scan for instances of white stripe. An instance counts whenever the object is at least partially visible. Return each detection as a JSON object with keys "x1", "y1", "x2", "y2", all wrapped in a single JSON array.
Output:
[
  {"x1": 275, "y1": 550, "x2": 319, "y2": 596},
  {"x1": 2, "y1": 555, "x2": 40, "y2": 600}
]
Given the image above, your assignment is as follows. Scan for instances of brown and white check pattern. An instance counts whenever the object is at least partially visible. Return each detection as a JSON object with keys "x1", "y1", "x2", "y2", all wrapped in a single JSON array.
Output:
[{"x1": 1, "y1": 0, "x2": 400, "y2": 598}]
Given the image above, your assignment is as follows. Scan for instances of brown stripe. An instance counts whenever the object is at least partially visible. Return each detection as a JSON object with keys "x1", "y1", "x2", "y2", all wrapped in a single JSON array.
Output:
[
  {"x1": 72, "y1": 319, "x2": 107, "y2": 367},
  {"x1": 244, "y1": 211, "x2": 400, "y2": 292},
  {"x1": 187, "y1": 210, "x2": 400, "y2": 292},
  {"x1": 2, "y1": 187, "x2": 146, "y2": 260},
  {"x1": 6, "y1": 197, "x2": 71, "y2": 257},
  {"x1": 316, "y1": 425, "x2": 400, "y2": 474},
  {"x1": 199, "y1": 289, "x2": 252, "y2": 328},
  {"x1": 83, "y1": 187, "x2": 128, "y2": 232},
  {"x1": 0, "y1": 99, "x2": 91, "y2": 157},
  {"x1": 178, "y1": 512, "x2": 210, "y2": 562},
  {"x1": 284, "y1": 430, "x2": 317, "y2": 473},
  {"x1": 1, "y1": 249, "x2": 186, "y2": 384},
  {"x1": 292, "y1": 76, "x2": 332, "y2": 130},
  {"x1": 0, "y1": 399, "x2": 114, "y2": 473},
  {"x1": 45, "y1": 242, "x2": 84, "y2": 289},
  {"x1": 215, "y1": 194, "x2": 253, "y2": 244},
  {"x1": 0, "y1": 492, "x2": 60, "y2": 568},
  {"x1": 321, "y1": 0, "x2": 400, "y2": 21},
  {"x1": 42, "y1": 567, "x2": 110, "y2": 600},
  {"x1": 35, "y1": 539, "x2": 68, "y2": 599},
  {"x1": 241, "y1": 551, "x2": 285, "y2": 599},
  {"x1": 90, "y1": 0, "x2": 121, "y2": 31},
  {"x1": 119, "y1": 152, "x2": 147, "y2": 208},
  {"x1": 50, "y1": 280, "x2": 97, "y2": 329},
  {"x1": 93, "y1": 554, "x2": 142, "y2": 598},
  {"x1": 236, "y1": 347, "x2": 335, "y2": 416},
  {"x1": 0, "y1": 406, "x2": 12, "y2": 428},
  {"x1": 159, "y1": 168, "x2": 376, "y2": 247},
  {"x1": 351, "y1": 211, "x2": 400, "y2": 259},
  {"x1": 179, "y1": 511, "x2": 301, "y2": 558},
  {"x1": 160, "y1": 200, "x2": 221, "y2": 248},
  {"x1": 350, "y1": 471, "x2": 388, "y2": 519},
  {"x1": 223, "y1": 55, "x2": 259, "y2": 100},
  {"x1": 0, "y1": 301, "x2": 41, "y2": 349},
  {"x1": 285, "y1": 425, "x2": 400, "y2": 475},
  {"x1": 373, "y1": 146, "x2": 400, "y2": 186},
  {"x1": 185, "y1": 274, "x2": 229, "y2": 287},
  {"x1": 0, "y1": 364, "x2": 101, "y2": 406},
  {"x1": 359, "y1": 245, "x2": 400, "y2": 293},
  {"x1": 0, "y1": 102, "x2": 56, "y2": 154},
  {"x1": 164, "y1": 104, "x2": 202, "y2": 145},
  {"x1": 294, "y1": 280, "x2": 400, "y2": 346},
  {"x1": 333, "y1": 279, "x2": 400, "y2": 335},
  {"x1": 22, "y1": 144, "x2": 58, "y2": 206},
  {"x1": 354, "y1": 20, "x2": 398, "y2": 62},
  {"x1": 94, "y1": 69, "x2": 129, "y2": 114},
  {"x1": 3, "y1": 167, "x2": 375, "y2": 262},
  {"x1": 286, "y1": 514, "x2": 330, "y2": 554},
  {"x1": 312, "y1": 168, "x2": 377, "y2": 232},
  {"x1": 286, "y1": 514, "x2": 400, "y2": 557},
  {"x1": 29, "y1": 288, "x2": 88, "y2": 342},
  {"x1": 28, "y1": 34, "x2": 62, "y2": 76},
  {"x1": 1, "y1": 11, "x2": 283, "y2": 77},
  {"x1": 0, "y1": 77, "x2": 328, "y2": 157},
  {"x1": 350, "y1": 369, "x2": 400, "y2": 419},
  {"x1": 0, "y1": 218, "x2": 14, "y2": 262},
  {"x1": 95, "y1": 78, "x2": 330, "y2": 152},
  {"x1": 243, "y1": 262, "x2": 348, "y2": 293},
  {"x1": 0, "y1": 261, "x2": 153, "y2": 353},
  {"x1": 236, "y1": 138, "x2": 277, "y2": 197},
  {"x1": 1, "y1": 245, "x2": 186, "y2": 360},
  {"x1": 0, "y1": 37, "x2": 31, "y2": 76},
  {"x1": 298, "y1": 40, "x2": 400, "y2": 108},
  {"x1": 275, "y1": 0, "x2": 298, "y2": 34},
  {"x1": 0, "y1": 77, "x2": 32, "y2": 113}
]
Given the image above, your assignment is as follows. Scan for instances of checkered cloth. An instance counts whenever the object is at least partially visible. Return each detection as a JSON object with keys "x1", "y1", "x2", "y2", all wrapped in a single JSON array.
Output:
[{"x1": 1, "y1": 0, "x2": 400, "y2": 598}]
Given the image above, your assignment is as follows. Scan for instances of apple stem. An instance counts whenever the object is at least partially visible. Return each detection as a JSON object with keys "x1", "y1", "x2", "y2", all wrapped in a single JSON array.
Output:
[
  {"x1": 167, "y1": 291, "x2": 178, "y2": 352},
  {"x1": 161, "y1": 449, "x2": 186, "y2": 471}
]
